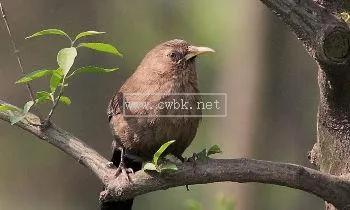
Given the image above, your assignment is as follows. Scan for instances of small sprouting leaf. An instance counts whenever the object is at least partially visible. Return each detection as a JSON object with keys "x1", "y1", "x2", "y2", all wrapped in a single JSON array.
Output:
[
  {"x1": 143, "y1": 162, "x2": 157, "y2": 171},
  {"x1": 59, "y1": 96, "x2": 71, "y2": 105},
  {"x1": 26, "y1": 29, "x2": 70, "y2": 40},
  {"x1": 10, "y1": 101, "x2": 34, "y2": 125},
  {"x1": 0, "y1": 105, "x2": 18, "y2": 112},
  {"x1": 23, "y1": 100, "x2": 34, "y2": 113},
  {"x1": 15, "y1": 69, "x2": 53, "y2": 84},
  {"x1": 78, "y1": 43, "x2": 122, "y2": 56},
  {"x1": 73, "y1": 31, "x2": 106, "y2": 42},
  {"x1": 50, "y1": 69, "x2": 64, "y2": 92},
  {"x1": 196, "y1": 149, "x2": 208, "y2": 160},
  {"x1": 159, "y1": 163, "x2": 178, "y2": 172},
  {"x1": 207, "y1": 145, "x2": 222, "y2": 156},
  {"x1": 10, "y1": 114, "x2": 26, "y2": 125},
  {"x1": 193, "y1": 145, "x2": 223, "y2": 161},
  {"x1": 36, "y1": 91, "x2": 53, "y2": 103},
  {"x1": 68, "y1": 66, "x2": 117, "y2": 77},
  {"x1": 57, "y1": 47, "x2": 77, "y2": 76},
  {"x1": 339, "y1": 12, "x2": 350, "y2": 23},
  {"x1": 153, "y1": 140, "x2": 176, "y2": 165}
]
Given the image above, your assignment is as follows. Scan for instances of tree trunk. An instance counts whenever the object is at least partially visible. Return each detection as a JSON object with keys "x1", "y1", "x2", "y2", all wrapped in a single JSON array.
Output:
[
  {"x1": 260, "y1": 0, "x2": 350, "y2": 209},
  {"x1": 315, "y1": 59, "x2": 350, "y2": 210}
]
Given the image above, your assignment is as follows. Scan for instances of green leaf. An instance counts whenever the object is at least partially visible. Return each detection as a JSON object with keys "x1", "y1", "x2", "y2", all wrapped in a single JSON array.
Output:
[
  {"x1": 57, "y1": 47, "x2": 77, "y2": 76},
  {"x1": 78, "y1": 43, "x2": 122, "y2": 56},
  {"x1": 143, "y1": 162, "x2": 157, "y2": 171},
  {"x1": 15, "y1": 69, "x2": 53, "y2": 84},
  {"x1": 10, "y1": 114, "x2": 26, "y2": 125},
  {"x1": 26, "y1": 29, "x2": 70, "y2": 40},
  {"x1": 10, "y1": 101, "x2": 34, "y2": 125},
  {"x1": 73, "y1": 31, "x2": 105, "y2": 42},
  {"x1": 68, "y1": 66, "x2": 117, "y2": 77},
  {"x1": 23, "y1": 100, "x2": 34, "y2": 113},
  {"x1": 59, "y1": 96, "x2": 71, "y2": 105},
  {"x1": 153, "y1": 140, "x2": 176, "y2": 165},
  {"x1": 159, "y1": 163, "x2": 178, "y2": 172},
  {"x1": 340, "y1": 12, "x2": 350, "y2": 23},
  {"x1": 50, "y1": 69, "x2": 64, "y2": 92},
  {"x1": 207, "y1": 145, "x2": 222, "y2": 156},
  {"x1": 196, "y1": 149, "x2": 208, "y2": 160},
  {"x1": 35, "y1": 91, "x2": 53, "y2": 103},
  {"x1": 0, "y1": 105, "x2": 18, "y2": 112}
]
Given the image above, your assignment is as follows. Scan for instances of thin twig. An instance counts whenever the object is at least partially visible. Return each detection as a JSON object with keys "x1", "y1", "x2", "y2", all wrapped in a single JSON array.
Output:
[
  {"x1": 44, "y1": 77, "x2": 65, "y2": 123},
  {"x1": 0, "y1": 2, "x2": 35, "y2": 101}
]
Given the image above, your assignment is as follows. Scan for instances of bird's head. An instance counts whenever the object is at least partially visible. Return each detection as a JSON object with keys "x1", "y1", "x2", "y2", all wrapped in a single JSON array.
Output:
[{"x1": 136, "y1": 39, "x2": 215, "y2": 77}]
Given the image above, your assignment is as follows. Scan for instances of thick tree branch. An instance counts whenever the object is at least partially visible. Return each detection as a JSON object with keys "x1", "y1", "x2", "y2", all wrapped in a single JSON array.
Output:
[
  {"x1": 1, "y1": 100, "x2": 350, "y2": 209},
  {"x1": 0, "y1": 99, "x2": 113, "y2": 182},
  {"x1": 102, "y1": 159, "x2": 350, "y2": 209},
  {"x1": 260, "y1": 0, "x2": 349, "y2": 63}
]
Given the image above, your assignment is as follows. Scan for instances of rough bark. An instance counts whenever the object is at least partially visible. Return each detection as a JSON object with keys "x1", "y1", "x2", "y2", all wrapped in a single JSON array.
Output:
[{"x1": 259, "y1": 0, "x2": 350, "y2": 209}]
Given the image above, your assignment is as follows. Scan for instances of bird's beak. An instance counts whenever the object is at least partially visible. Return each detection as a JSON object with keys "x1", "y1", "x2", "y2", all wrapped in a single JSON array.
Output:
[{"x1": 185, "y1": 45, "x2": 215, "y2": 60}]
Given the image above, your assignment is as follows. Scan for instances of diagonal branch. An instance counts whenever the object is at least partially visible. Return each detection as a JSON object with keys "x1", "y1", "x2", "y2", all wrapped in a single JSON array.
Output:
[
  {"x1": 0, "y1": 99, "x2": 113, "y2": 182},
  {"x1": 1, "y1": 99, "x2": 350, "y2": 209}
]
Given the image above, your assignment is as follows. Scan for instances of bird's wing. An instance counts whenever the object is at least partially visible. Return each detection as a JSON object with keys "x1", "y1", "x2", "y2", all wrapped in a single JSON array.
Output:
[{"x1": 107, "y1": 92, "x2": 124, "y2": 122}]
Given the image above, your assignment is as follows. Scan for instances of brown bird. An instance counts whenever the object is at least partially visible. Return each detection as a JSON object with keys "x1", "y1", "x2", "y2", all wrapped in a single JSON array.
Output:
[{"x1": 101, "y1": 39, "x2": 214, "y2": 210}]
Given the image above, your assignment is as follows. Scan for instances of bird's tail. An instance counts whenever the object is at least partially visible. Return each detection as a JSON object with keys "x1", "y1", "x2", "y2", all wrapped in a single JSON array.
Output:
[{"x1": 100, "y1": 149, "x2": 142, "y2": 210}]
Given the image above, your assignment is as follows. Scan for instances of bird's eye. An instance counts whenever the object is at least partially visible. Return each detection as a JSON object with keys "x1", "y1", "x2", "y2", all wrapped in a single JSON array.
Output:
[{"x1": 168, "y1": 51, "x2": 180, "y2": 62}]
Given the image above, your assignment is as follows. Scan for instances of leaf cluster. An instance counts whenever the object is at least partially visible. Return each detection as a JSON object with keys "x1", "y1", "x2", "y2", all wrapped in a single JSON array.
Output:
[
  {"x1": 142, "y1": 142, "x2": 223, "y2": 173},
  {"x1": 0, "y1": 29, "x2": 121, "y2": 124},
  {"x1": 193, "y1": 145, "x2": 222, "y2": 160},
  {"x1": 143, "y1": 140, "x2": 178, "y2": 173}
]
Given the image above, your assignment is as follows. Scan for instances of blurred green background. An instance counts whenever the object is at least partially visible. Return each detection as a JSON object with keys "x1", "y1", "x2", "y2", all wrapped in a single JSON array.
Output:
[{"x1": 0, "y1": 0, "x2": 322, "y2": 209}]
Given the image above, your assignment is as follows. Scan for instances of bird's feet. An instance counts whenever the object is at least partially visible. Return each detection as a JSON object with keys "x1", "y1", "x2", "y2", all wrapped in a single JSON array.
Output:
[
  {"x1": 106, "y1": 162, "x2": 114, "y2": 168},
  {"x1": 105, "y1": 160, "x2": 134, "y2": 181},
  {"x1": 115, "y1": 159, "x2": 134, "y2": 181}
]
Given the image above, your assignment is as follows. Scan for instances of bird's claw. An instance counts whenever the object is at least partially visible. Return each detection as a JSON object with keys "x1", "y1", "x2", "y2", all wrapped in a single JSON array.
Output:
[
  {"x1": 125, "y1": 167, "x2": 134, "y2": 174},
  {"x1": 189, "y1": 153, "x2": 198, "y2": 162},
  {"x1": 99, "y1": 190, "x2": 108, "y2": 200},
  {"x1": 106, "y1": 161, "x2": 115, "y2": 168},
  {"x1": 115, "y1": 161, "x2": 134, "y2": 181}
]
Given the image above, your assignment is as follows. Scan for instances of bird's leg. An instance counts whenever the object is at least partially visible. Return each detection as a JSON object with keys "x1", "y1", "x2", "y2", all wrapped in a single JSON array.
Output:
[
  {"x1": 176, "y1": 155, "x2": 185, "y2": 162},
  {"x1": 175, "y1": 155, "x2": 192, "y2": 191},
  {"x1": 179, "y1": 153, "x2": 203, "y2": 191},
  {"x1": 115, "y1": 147, "x2": 134, "y2": 180}
]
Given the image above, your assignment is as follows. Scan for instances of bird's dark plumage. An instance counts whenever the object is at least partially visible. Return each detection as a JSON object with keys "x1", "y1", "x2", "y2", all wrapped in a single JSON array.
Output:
[{"x1": 102, "y1": 39, "x2": 214, "y2": 210}]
